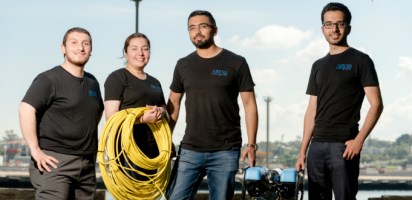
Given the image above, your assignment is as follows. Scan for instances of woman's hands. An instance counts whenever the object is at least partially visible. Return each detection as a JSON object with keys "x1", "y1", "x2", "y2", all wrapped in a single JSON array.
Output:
[{"x1": 140, "y1": 105, "x2": 166, "y2": 123}]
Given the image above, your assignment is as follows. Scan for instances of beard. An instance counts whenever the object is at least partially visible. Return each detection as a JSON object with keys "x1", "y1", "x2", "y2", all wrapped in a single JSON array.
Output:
[
  {"x1": 66, "y1": 54, "x2": 90, "y2": 67},
  {"x1": 192, "y1": 35, "x2": 214, "y2": 49}
]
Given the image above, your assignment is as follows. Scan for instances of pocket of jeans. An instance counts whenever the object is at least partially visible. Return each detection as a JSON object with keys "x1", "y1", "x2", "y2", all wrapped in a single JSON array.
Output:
[
  {"x1": 178, "y1": 149, "x2": 198, "y2": 167},
  {"x1": 179, "y1": 148, "x2": 191, "y2": 157},
  {"x1": 42, "y1": 149, "x2": 62, "y2": 166},
  {"x1": 336, "y1": 142, "x2": 347, "y2": 154}
]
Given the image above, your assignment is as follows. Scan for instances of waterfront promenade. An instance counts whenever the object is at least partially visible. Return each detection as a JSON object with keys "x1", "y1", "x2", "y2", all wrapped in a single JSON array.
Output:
[
  {"x1": 1, "y1": 168, "x2": 411, "y2": 199},
  {"x1": 0, "y1": 169, "x2": 412, "y2": 190},
  {"x1": 1, "y1": 169, "x2": 412, "y2": 190}
]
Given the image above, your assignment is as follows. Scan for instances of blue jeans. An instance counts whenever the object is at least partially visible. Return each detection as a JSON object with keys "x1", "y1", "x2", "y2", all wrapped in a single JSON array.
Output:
[
  {"x1": 167, "y1": 147, "x2": 240, "y2": 200},
  {"x1": 307, "y1": 142, "x2": 360, "y2": 200}
]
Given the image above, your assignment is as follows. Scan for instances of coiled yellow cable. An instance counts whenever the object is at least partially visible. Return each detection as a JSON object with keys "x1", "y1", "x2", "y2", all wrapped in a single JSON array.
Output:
[{"x1": 97, "y1": 107, "x2": 172, "y2": 200}]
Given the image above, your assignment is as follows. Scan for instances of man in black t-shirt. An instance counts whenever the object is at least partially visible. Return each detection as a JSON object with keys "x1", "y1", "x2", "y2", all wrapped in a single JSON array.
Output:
[
  {"x1": 19, "y1": 27, "x2": 103, "y2": 200},
  {"x1": 166, "y1": 10, "x2": 258, "y2": 200},
  {"x1": 295, "y1": 3, "x2": 383, "y2": 200}
]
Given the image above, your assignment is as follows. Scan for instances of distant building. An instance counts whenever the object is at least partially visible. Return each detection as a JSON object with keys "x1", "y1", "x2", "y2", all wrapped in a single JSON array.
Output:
[{"x1": 2, "y1": 138, "x2": 29, "y2": 166}]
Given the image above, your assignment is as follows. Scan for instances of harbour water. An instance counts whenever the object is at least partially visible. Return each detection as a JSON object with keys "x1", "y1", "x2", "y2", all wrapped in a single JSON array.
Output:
[
  {"x1": 354, "y1": 191, "x2": 412, "y2": 199},
  {"x1": 105, "y1": 190, "x2": 412, "y2": 200}
]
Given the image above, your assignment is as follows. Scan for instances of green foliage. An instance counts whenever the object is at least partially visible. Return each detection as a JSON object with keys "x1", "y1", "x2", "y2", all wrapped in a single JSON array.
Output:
[
  {"x1": 395, "y1": 133, "x2": 412, "y2": 145},
  {"x1": 362, "y1": 134, "x2": 412, "y2": 166},
  {"x1": 2, "y1": 130, "x2": 18, "y2": 142},
  {"x1": 255, "y1": 133, "x2": 412, "y2": 168}
]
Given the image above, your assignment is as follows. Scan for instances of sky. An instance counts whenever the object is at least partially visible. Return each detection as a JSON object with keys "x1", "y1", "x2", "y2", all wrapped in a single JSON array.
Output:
[{"x1": 1, "y1": 0, "x2": 411, "y2": 145}]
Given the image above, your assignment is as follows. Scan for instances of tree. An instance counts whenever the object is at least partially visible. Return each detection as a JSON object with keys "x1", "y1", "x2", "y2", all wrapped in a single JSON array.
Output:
[
  {"x1": 395, "y1": 133, "x2": 411, "y2": 146},
  {"x1": 2, "y1": 129, "x2": 18, "y2": 142}
]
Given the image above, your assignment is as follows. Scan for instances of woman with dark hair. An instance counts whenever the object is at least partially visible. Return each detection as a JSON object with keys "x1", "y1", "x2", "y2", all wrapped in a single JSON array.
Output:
[{"x1": 104, "y1": 33, "x2": 168, "y2": 179}]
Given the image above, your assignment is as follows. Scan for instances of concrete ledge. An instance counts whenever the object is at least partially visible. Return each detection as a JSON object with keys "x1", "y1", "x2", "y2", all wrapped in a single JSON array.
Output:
[
  {"x1": 0, "y1": 188, "x2": 106, "y2": 200},
  {"x1": 195, "y1": 193, "x2": 250, "y2": 200}
]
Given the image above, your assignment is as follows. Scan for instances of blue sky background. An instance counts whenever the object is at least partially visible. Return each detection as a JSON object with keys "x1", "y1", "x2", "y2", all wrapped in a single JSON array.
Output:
[{"x1": 1, "y1": 0, "x2": 411, "y2": 144}]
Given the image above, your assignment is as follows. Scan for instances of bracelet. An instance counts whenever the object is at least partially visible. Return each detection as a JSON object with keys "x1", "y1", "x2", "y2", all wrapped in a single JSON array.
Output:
[{"x1": 246, "y1": 144, "x2": 258, "y2": 151}]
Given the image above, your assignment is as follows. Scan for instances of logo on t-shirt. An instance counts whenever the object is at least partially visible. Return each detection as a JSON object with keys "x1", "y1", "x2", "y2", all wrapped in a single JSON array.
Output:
[
  {"x1": 336, "y1": 64, "x2": 352, "y2": 70},
  {"x1": 150, "y1": 84, "x2": 163, "y2": 93},
  {"x1": 211, "y1": 69, "x2": 229, "y2": 77},
  {"x1": 88, "y1": 90, "x2": 97, "y2": 97}
]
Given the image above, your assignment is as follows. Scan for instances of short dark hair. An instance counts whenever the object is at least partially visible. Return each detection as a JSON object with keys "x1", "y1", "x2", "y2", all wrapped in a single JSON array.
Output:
[
  {"x1": 188, "y1": 10, "x2": 216, "y2": 27},
  {"x1": 123, "y1": 32, "x2": 151, "y2": 55},
  {"x1": 62, "y1": 27, "x2": 92, "y2": 47},
  {"x1": 321, "y1": 2, "x2": 352, "y2": 25}
]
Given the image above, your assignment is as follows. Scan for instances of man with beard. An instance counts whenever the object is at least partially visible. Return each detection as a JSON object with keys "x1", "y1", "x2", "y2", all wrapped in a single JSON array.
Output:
[
  {"x1": 166, "y1": 10, "x2": 258, "y2": 200},
  {"x1": 19, "y1": 27, "x2": 104, "y2": 200},
  {"x1": 295, "y1": 3, "x2": 383, "y2": 200}
]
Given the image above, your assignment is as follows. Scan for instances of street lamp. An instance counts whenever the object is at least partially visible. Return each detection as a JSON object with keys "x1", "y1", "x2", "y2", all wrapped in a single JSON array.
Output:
[
  {"x1": 3, "y1": 144, "x2": 7, "y2": 164},
  {"x1": 131, "y1": 0, "x2": 142, "y2": 33},
  {"x1": 264, "y1": 96, "x2": 272, "y2": 168}
]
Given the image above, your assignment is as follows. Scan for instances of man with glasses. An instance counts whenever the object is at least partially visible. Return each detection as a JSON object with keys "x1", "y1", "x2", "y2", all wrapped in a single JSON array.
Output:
[
  {"x1": 295, "y1": 2, "x2": 383, "y2": 200},
  {"x1": 167, "y1": 10, "x2": 258, "y2": 200}
]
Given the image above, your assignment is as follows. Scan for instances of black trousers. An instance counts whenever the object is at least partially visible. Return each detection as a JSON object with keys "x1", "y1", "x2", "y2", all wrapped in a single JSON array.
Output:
[
  {"x1": 307, "y1": 141, "x2": 360, "y2": 200},
  {"x1": 29, "y1": 150, "x2": 96, "y2": 200}
]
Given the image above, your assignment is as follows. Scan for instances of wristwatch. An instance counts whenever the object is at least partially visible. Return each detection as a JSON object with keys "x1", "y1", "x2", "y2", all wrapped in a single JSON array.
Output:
[{"x1": 247, "y1": 144, "x2": 258, "y2": 151}]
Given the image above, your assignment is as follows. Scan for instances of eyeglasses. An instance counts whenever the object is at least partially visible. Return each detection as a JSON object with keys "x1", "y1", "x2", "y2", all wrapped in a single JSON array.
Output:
[
  {"x1": 323, "y1": 21, "x2": 347, "y2": 29},
  {"x1": 188, "y1": 23, "x2": 214, "y2": 31}
]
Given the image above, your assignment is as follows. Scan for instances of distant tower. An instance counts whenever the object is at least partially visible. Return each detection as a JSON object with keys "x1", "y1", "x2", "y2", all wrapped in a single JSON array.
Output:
[{"x1": 264, "y1": 96, "x2": 272, "y2": 167}]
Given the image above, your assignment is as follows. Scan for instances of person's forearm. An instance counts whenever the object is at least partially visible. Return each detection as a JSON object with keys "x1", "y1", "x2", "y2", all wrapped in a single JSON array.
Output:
[
  {"x1": 168, "y1": 111, "x2": 179, "y2": 131},
  {"x1": 298, "y1": 97, "x2": 316, "y2": 156},
  {"x1": 299, "y1": 112, "x2": 315, "y2": 155},
  {"x1": 355, "y1": 103, "x2": 384, "y2": 143},
  {"x1": 240, "y1": 91, "x2": 258, "y2": 144},
  {"x1": 355, "y1": 87, "x2": 384, "y2": 143},
  {"x1": 19, "y1": 103, "x2": 40, "y2": 153},
  {"x1": 245, "y1": 106, "x2": 258, "y2": 145},
  {"x1": 166, "y1": 102, "x2": 180, "y2": 131}
]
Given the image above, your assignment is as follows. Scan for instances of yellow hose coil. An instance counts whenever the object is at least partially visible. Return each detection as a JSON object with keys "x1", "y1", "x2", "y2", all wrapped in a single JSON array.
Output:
[{"x1": 97, "y1": 107, "x2": 172, "y2": 200}]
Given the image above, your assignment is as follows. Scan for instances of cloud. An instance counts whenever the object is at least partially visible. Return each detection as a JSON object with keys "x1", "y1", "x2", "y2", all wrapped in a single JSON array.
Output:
[
  {"x1": 251, "y1": 100, "x2": 307, "y2": 143},
  {"x1": 397, "y1": 56, "x2": 412, "y2": 79},
  {"x1": 295, "y1": 38, "x2": 328, "y2": 67},
  {"x1": 214, "y1": 35, "x2": 222, "y2": 46},
  {"x1": 230, "y1": 25, "x2": 312, "y2": 49},
  {"x1": 258, "y1": 92, "x2": 412, "y2": 143},
  {"x1": 251, "y1": 68, "x2": 280, "y2": 86}
]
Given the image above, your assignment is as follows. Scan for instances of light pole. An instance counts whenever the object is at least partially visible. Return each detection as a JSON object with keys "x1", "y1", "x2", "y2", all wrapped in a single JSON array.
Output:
[
  {"x1": 3, "y1": 144, "x2": 7, "y2": 164},
  {"x1": 131, "y1": 0, "x2": 142, "y2": 33},
  {"x1": 264, "y1": 96, "x2": 272, "y2": 167}
]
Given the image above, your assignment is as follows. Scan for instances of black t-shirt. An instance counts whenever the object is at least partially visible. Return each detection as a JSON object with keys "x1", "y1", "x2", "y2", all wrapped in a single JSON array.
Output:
[
  {"x1": 104, "y1": 68, "x2": 166, "y2": 158},
  {"x1": 170, "y1": 49, "x2": 255, "y2": 151},
  {"x1": 306, "y1": 48, "x2": 379, "y2": 142},
  {"x1": 105, "y1": 68, "x2": 165, "y2": 108},
  {"x1": 22, "y1": 66, "x2": 104, "y2": 155}
]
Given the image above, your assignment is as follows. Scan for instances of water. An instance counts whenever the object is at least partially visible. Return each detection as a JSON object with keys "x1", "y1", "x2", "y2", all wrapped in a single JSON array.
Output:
[
  {"x1": 105, "y1": 190, "x2": 412, "y2": 200},
  {"x1": 305, "y1": 190, "x2": 412, "y2": 200}
]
